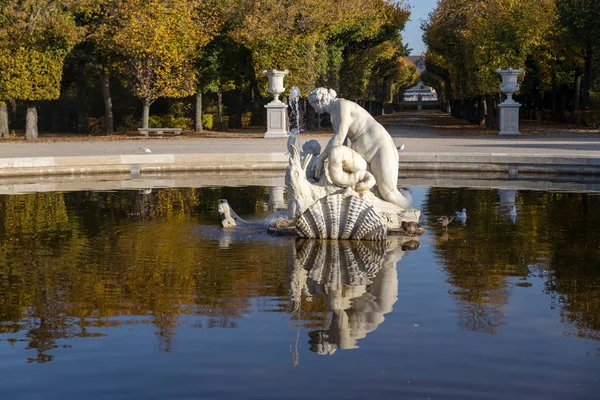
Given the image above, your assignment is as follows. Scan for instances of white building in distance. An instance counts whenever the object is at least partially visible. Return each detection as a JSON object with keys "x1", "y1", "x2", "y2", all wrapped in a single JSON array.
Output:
[{"x1": 403, "y1": 52, "x2": 438, "y2": 102}]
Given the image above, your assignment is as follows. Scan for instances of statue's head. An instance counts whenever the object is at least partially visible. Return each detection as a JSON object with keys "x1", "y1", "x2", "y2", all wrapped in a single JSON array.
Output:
[
  {"x1": 302, "y1": 140, "x2": 321, "y2": 156},
  {"x1": 308, "y1": 87, "x2": 337, "y2": 113}
]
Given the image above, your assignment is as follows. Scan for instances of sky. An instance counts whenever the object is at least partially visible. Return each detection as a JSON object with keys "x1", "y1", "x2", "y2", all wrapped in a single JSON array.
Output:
[{"x1": 402, "y1": 0, "x2": 439, "y2": 55}]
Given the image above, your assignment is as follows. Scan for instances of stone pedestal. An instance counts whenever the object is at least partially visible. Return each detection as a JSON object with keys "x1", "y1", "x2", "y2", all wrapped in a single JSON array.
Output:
[
  {"x1": 264, "y1": 100, "x2": 288, "y2": 138},
  {"x1": 498, "y1": 100, "x2": 521, "y2": 135}
]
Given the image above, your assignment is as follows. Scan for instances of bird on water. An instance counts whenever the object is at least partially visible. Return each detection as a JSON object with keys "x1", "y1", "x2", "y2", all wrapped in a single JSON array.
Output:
[
  {"x1": 437, "y1": 216, "x2": 454, "y2": 231},
  {"x1": 401, "y1": 221, "x2": 424, "y2": 238}
]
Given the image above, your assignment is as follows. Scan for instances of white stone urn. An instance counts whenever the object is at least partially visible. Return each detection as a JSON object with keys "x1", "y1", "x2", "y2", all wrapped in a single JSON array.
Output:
[
  {"x1": 497, "y1": 68, "x2": 523, "y2": 103},
  {"x1": 496, "y1": 68, "x2": 524, "y2": 135},
  {"x1": 263, "y1": 70, "x2": 289, "y2": 138},
  {"x1": 263, "y1": 70, "x2": 289, "y2": 103}
]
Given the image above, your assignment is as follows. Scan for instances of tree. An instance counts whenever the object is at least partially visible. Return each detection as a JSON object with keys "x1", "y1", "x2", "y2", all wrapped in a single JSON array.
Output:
[
  {"x1": 423, "y1": 0, "x2": 555, "y2": 125},
  {"x1": 557, "y1": 0, "x2": 600, "y2": 110},
  {"x1": 335, "y1": 1, "x2": 412, "y2": 102},
  {"x1": 0, "y1": 101, "x2": 8, "y2": 138},
  {"x1": 230, "y1": 0, "x2": 409, "y2": 96},
  {"x1": 97, "y1": 0, "x2": 221, "y2": 129},
  {"x1": 198, "y1": 29, "x2": 255, "y2": 131},
  {"x1": 469, "y1": 0, "x2": 555, "y2": 94},
  {"x1": 71, "y1": 0, "x2": 120, "y2": 135},
  {"x1": 0, "y1": 0, "x2": 82, "y2": 140}
]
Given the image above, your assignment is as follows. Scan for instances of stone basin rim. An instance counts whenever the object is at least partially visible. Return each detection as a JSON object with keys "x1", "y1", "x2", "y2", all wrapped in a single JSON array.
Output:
[{"x1": 0, "y1": 151, "x2": 600, "y2": 178}]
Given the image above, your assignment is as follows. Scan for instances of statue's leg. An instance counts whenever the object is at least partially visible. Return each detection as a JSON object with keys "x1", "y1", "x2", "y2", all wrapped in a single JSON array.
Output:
[
  {"x1": 369, "y1": 149, "x2": 412, "y2": 209},
  {"x1": 354, "y1": 171, "x2": 376, "y2": 192}
]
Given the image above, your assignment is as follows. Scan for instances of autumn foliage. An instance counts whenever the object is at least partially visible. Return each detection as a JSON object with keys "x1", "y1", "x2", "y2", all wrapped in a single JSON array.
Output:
[
  {"x1": 0, "y1": 0, "x2": 414, "y2": 137},
  {"x1": 422, "y1": 0, "x2": 600, "y2": 126}
]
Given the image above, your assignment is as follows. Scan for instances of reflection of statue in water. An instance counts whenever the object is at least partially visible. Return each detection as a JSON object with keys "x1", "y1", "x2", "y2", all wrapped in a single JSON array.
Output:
[{"x1": 289, "y1": 236, "x2": 416, "y2": 355}]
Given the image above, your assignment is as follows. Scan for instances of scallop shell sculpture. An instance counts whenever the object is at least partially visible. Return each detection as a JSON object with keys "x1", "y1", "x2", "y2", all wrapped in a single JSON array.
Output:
[
  {"x1": 296, "y1": 195, "x2": 387, "y2": 240},
  {"x1": 294, "y1": 239, "x2": 387, "y2": 286}
]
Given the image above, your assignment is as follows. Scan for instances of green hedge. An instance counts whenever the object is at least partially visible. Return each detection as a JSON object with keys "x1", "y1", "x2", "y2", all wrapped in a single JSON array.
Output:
[{"x1": 149, "y1": 115, "x2": 192, "y2": 129}]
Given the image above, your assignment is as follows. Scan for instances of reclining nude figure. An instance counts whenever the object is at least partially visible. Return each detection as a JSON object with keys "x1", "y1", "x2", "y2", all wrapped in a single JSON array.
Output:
[{"x1": 308, "y1": 87, "x2": 412, "y2": 210}]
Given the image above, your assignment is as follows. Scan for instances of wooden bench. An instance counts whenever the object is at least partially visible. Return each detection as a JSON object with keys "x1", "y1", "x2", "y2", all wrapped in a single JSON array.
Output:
[{"x1": 138, "y1": 128, "x2": 182, "y2": 137}]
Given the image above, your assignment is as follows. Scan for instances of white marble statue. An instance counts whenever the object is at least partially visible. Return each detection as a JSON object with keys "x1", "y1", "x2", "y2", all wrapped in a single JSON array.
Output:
[
  {"x1": 219, "y1": 86, "x2": 422, "y2": 240},
  {"x1": 308, "y1": 88, "x2": 412, "y2": 209}
]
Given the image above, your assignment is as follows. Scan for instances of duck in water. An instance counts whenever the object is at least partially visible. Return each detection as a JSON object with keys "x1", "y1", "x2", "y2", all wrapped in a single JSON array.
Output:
[{"x1": 437, "y1": 215, "x2": 455, "y2": 231}]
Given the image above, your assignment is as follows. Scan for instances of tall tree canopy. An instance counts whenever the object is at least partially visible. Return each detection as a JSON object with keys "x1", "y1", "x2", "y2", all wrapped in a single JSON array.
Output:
[
  {"x1": 229, "y1": 0, "x2": 411, "y2": 96},
  {"x1": 422, "y1": 0, "x2": 599, "y2": 126},
  {"x1": 0, "y1": 0, "x2": 82, "y2": 139},
  {"x1": 557, "y1": 0, "x2": 600, "y2": 109},
  {"x1": 96, "y1": 0, "x2": 222, "y2": 128}
]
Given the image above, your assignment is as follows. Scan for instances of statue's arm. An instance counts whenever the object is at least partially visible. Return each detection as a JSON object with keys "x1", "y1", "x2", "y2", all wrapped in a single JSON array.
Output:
[{"x1": 321, "y1": 104, "x2": 350, "y2": 160}]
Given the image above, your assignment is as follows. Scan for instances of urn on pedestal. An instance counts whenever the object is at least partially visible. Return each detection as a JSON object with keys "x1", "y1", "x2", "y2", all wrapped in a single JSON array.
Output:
[
  {"x1": 263, "y1": 70, "x2": 289, "y2": 138},
  {"x1": 497, "y1": 68, "x2": 523, "y2": 135}
]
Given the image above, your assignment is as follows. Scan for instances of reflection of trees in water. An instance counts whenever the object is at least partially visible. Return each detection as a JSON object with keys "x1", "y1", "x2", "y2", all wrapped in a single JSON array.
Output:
[
  {"x1": 63, "y1": 186, "x2": 270, "y2": 228},
  {"x1": 424, "y1": 188, "x2": 600, "y2": 339},
  {"x1": 424, "y1": 188, "x2": 523, "y2": 334},
  {"x1": 540, "y1": 193, "x2": 600, "y2": 341},
  {"x1": 2, "y1": 187, "x2": 598, "y2": 364},
  {"x1": 288, "y1": 237, "x2": 412, "y2": 357},
  {"x1": 0, "y1": 188, "x2": 284, "y2": 362}
]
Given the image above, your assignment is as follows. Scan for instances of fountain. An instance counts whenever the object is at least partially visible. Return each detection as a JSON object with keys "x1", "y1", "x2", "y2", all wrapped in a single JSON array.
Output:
[
  {"x1": 220, "y1": 84, "x2": 422, "y2": 241},
  {"x1": 288, "y1": 86, "x2": 302, "y2": 134}
]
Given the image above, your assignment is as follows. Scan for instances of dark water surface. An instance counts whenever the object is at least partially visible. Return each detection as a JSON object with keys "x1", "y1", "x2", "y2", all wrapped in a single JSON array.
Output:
[{"x1": 0, "y1": 186, "x2": 599, "y2": 399}]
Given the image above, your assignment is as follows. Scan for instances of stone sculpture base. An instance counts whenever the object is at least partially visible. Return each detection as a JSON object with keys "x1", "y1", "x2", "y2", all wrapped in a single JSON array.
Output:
[
  {"x1": 264, "y1": 100, "x2": 288, "y2": 138},
  {"x1": 498, "y1": 101, "x2": 521, "y2": 135},
  {"x1": 219, "y1": 196, "x2": 422, "y2": 241}
]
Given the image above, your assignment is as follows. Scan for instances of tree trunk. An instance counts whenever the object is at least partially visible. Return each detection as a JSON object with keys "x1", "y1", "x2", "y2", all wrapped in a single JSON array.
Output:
[
  {"x1": 0, "y1": 104, "x2": 9, "y2": 138},
  {"x1": 236, "y1": 90, "x2": 244, "y2": 128},
  {"x1": 9, "y1": 100, "x2": 17, "y2": 129},
  {"x1": 302, "y1": 97, "x2": 307, "y2": 131},
  {"x1": 572, "y1": 68, "x2": 582, "y2": 112},
  {"x1": 582, "y1": 47, "x2": 593, "y2": 109},
  {"x1": 559, "y1": 90, "x2": 567, "y2": 123},
  {"x1": 142, "y1": 100, "x2": 151, "y2": 129},
  {"x1": 51, "y1": 102, "x2": 59, "y2": 132},
  {"x1": 551, "y1": 75, "x2": 557, "y2": 121},
  {"x1": 496, "y1": 94, "x2": 501, "y2": 119},
  {"x1": 478, "y1": 96, "x2": 486, "y2": 127},
  {"x1": 195, "y1": 91, "x2": 203, "y2": 132},
  {"x1": 25, "y1": 105, "x2": 38, "y2": 141},
  {"x1": 551, "y1": 91, "x2": 557, "y2": 121},
  {"x1": 307, "y1": 99, "x2": 315, "y2": 130},
  {"x1": 485, "y1": 94, "x2": 494, "y2": 128},
  {"x1": 76, "y1": 69, "x2": 86, "y2": 133},
  {"x1": 217, "y1": 89, "x2": 223, "y2": 129},
  {"x1": 101, "y1": 68, "x2": 114, "y2": 135}
]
